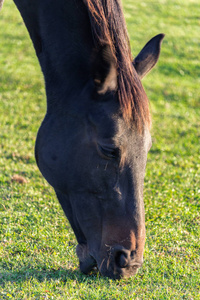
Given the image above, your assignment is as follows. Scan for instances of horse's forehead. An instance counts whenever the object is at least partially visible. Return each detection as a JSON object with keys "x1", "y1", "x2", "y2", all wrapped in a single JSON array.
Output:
[{"x1": 113, "y1": 120, "x2": 151, "y2": 155}]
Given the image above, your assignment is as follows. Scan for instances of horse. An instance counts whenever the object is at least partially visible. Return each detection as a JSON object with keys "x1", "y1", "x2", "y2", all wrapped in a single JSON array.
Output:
[{"x1": 0, "y1": 0, "x2": 164, "y2": 279}]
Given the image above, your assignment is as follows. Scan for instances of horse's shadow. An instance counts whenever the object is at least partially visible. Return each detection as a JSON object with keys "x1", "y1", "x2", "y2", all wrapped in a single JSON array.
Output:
[{"x1": 0, "y1": 266, "x2": 100, "y2": 286}]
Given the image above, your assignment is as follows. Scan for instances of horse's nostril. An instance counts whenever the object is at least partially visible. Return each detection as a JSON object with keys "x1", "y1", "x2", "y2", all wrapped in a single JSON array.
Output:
[{"x1": 115, "y1": 251, "x2": 129, "y2": 268}]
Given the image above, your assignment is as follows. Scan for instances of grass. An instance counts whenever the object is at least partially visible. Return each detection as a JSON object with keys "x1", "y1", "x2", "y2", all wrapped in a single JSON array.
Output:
[{"x1": 0, "y1": 0, "x2": 199, "y2": 299}]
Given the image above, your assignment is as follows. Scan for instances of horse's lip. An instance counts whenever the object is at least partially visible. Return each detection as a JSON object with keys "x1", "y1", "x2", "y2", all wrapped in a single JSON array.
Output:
[
  {"x1": 79, "y1": 254, "x2": 97, "y2": 274},
  {"x1": 129, "y1": 261, "x2": 143, "y2": 268}
]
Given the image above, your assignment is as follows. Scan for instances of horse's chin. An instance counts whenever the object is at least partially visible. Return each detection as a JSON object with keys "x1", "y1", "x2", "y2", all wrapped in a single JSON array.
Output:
[{"x1": 76, "y1": 244, "x2": 97, "y2": 274}]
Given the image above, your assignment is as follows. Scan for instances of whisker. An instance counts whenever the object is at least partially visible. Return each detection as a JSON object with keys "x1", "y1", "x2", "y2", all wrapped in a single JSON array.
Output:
[{"x1": 99, "y1": 258, "x2": 105, "y2": 272}]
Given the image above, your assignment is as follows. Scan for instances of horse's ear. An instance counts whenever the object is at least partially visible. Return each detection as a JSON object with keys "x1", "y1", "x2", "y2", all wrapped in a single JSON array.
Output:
[
  {"x1": 92, "y1": 45, "x2": 117, "y2": 94},
  {"x1": 133, "y1": 33, "x2": 165, "y2": 79}
]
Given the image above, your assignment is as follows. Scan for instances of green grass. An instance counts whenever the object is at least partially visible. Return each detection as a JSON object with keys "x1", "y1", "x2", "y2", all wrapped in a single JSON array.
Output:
[{"x1": 0, "y1": 0, "x2": 199, "y2": 299}]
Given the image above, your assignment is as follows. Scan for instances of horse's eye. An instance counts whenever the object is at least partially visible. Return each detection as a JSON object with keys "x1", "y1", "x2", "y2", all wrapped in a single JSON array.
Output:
[{"x1": 97, "y1": 143, "x2": 119, "y2": 160}]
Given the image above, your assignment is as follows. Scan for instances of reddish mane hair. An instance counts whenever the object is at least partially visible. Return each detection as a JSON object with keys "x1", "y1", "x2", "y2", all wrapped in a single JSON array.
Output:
[{"x1": 84, "y1": 0, "x2": 151, "y2": 130}]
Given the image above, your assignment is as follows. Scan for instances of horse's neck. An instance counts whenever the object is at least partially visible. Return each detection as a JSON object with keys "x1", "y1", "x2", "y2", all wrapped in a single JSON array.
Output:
[
  {"x1": 39, "y1": 2, "x2": 93, "y2": 69},
  {"x1": 14, "y1": 0, "x2": 94, "y2": 94}
]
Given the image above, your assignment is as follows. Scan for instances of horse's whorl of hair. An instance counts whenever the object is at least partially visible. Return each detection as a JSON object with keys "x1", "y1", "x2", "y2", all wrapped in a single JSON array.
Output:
[{"x1": 84, "y1": 0, "x2": 151, "y2": 130}]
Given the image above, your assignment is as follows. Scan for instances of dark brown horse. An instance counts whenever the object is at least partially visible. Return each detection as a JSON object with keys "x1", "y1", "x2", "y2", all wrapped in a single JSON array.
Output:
[{"x1": 0, "y1": 0, "x2": 164, "y2": 279}]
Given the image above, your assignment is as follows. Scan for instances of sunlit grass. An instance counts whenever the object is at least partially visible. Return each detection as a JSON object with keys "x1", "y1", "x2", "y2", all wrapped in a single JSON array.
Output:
[{"x1": 0, "y1": 0, "x2": 199, "y2": 299}]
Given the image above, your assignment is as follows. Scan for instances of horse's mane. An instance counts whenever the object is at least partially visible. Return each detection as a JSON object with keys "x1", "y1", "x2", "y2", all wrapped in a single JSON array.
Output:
[{"x1": 84, "y1": 0, "x2": 151, "y2": 130}]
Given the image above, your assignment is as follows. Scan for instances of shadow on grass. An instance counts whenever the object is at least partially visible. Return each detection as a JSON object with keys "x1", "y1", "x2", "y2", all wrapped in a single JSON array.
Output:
[{"x1": 0, "y1": 267, "x2": 100, "y2": 286}]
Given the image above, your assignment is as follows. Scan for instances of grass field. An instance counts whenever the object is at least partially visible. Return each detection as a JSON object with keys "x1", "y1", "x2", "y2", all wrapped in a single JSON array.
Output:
[{"x1": 0, "y1": 0, "x2": 199, "y2": 299}]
